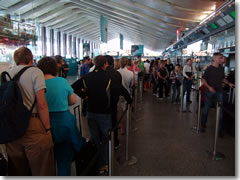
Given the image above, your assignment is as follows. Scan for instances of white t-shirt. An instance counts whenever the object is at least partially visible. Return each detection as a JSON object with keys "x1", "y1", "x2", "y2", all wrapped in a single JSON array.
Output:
[
  {"x1": 118, "y1": 67, "x2": 133, "y2": 93},
  {"x1": 9, "y1": 65, "x2": 46, "y2": 113},
  {"x1": 144, "y1": 62, "x2": 150, "y2": 74}
]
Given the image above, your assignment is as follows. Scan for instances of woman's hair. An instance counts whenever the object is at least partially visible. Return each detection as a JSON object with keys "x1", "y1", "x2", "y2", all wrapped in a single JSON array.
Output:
[
  {"x1": 13, "y1": 47, "x2": 33, "y2": 65},
  {"x1": 37, "y1": 56, "x2": 59, "y2": 76},
  {"x1": 120, "y1": 57, "x2": 128, "y2": 68},
  {"x1": 94, "y1": 55, "x2": 107, "y2": 69},
  {"x1": 114, "y1": 59, "x2": 120, "y2": 70},
  {"x1": 54, "y1": 55, "x2": 63, "y2": 64},
  {"x1": 128, "y1": 59, "x2": 132, "y2": 67}
]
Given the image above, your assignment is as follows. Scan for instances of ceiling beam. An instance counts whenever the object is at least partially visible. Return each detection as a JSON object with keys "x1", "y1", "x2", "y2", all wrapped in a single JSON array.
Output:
[
  {"x1": 109, "y1": 0, "x2": 201, "y2": 22},
  {"x1": 63, "y1": 0, "x2": 177, "y2": 33},
  {"x1": 61, "y1": 19, "x2": 92, "y2": 32},
  {"x1": 74, "y1": 0, "x2": 182, "y2": 28},
  {"x1": 20, "y1": 0, "x2": 61, "y2": 19},
  {"x1": 42, "y1": 10, "x2": 82, "y2": 26},
  {"x1": 36, "y1": 3, "x2": 75, "y2": 22},
  {"x1": 7, "y1": 0, "x2": 39, "y2": 14},
  {"x1": 65, "y1": 3, "x2": 175, "y2": 37},
  {"x1": 69, "y1": 23, "x2": 97, "y2": 35},
  {"x1": 47, "y1": 15, "x2": 85, "y2": 29}
]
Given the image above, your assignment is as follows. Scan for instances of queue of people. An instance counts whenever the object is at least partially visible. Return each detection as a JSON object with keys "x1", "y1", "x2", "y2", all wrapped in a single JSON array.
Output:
[{"x1": 0, "y1": 46, "x2": 235, "y2": 176}]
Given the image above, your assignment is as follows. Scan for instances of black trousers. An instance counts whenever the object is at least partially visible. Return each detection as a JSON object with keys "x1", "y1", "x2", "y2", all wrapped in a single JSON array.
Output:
[{"x1": 158, "y1": 79, "x2": 169, "y2": 98}]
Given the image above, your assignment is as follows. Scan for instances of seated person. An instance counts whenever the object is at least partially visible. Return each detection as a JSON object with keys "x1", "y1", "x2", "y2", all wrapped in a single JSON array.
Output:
[{"x1": 37, "y1": 57, "x2": 83, "y2": 176}]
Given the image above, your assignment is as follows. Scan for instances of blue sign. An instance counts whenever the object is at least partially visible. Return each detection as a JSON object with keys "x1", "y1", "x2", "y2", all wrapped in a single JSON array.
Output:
[{"x1": 101, "y1": 16, "x2": 108, "y2": 43}]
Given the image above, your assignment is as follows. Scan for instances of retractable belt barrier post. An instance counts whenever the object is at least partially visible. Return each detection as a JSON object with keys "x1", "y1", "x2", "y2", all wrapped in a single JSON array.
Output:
[
  {"x1": 126, "y1": 105, "x2": 129, "y2": 161},
  {"x1": 191, "y1": 88, "x2": 201, "y2": 133},
  {"x1": 197, "y1": 90, "x2": 201, "y2": 132},
  {"x1": 228, "y1": 87, "x2": 235, "y2": 104},
  {"x1": 124, "y1": 104, "x2": 137, "y2": 166},
  {"x1": 134, "y1": 84, "x2": 138, "y2": 111},
  {"x1": 180, "y1": 84, "x2": 184, "y2": 112},
  {"x1": 207, "y1": 102, "x2": 225, "y2": 160},
  {"x1": 129, "y1": 88, "x2": 133, "y2": 130},
  {"x1": 139, "y1": 79, "x2": 143, "y2": 101},
  {"x1": 108, "y1": 106, "x2": 128, "y2": 176},
  {"x1": 73, "y1": 105, "x2": 81, "y2": 135},
  {"x1": 108, "y1": 131, "x2": 114, "y2": 176}
]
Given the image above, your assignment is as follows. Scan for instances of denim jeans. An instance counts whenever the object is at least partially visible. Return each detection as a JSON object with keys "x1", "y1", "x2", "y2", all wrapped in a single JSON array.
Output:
[
  {"x1": 201, "y1": 91, "x2": 223, "y2": 129},
  {"x1": 183, "y1": 79, "x2": 192, "y2": 102},
  {"x1": 87, "y1": 112, "x2": 112, "y2": 168},
  {"x1": 171, "y1": 83, "x2": 180, "y2": 103}
]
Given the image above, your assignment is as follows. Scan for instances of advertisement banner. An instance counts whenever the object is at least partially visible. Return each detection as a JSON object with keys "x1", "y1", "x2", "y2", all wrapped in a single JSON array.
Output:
[
  {"x1": 100, "y1": 15, "x2": 108, "y2": 43},
  {"x1": 131, "y1": 45, "x2": 144, "y2": 56}
]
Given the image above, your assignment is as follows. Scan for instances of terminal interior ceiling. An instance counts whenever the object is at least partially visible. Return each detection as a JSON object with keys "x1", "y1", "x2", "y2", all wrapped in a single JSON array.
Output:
[{"x1": 0, "y1": 0, "x2": 228, "y2": 52}]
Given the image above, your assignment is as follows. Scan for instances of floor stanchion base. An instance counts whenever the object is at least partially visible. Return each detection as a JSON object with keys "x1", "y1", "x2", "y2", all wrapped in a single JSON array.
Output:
[
  {"x1": 192, "y1": 126, "x2": 200, "y2": 133},
  {"x1": 207, "y1": 151, "x2": 225, "y2": 161},
  {"x1": 123, "y1": 156, "x2": 138, "y2": 166},
  {"x1": 131, "y1": 128, "x2": 138, "y2": 132}
]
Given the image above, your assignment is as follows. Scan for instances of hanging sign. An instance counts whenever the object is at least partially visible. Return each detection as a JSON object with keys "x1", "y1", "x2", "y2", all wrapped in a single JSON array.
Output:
[
  {"x1": 120, "y1": 33, "x2": 123, "y2": 50},
  {"x1": 100, "y1": 15, "x2": 108, "y2": 43}
]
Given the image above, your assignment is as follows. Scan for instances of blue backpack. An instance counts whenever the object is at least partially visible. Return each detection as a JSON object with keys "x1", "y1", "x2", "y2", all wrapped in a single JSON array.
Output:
[{"x1": 0, "y1": 66, "x2": 36, "y2": 144}]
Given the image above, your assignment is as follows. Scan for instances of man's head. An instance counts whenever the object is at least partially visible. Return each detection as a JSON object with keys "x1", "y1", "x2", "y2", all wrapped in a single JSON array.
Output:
[
  {"x1": 222, "y1": 56, "x2": 227, "y2": 65},
  {"x1": 137, "y1": 55, "x2": 141, "y2": 61},
  {"x1": 55, "y1": 55, "x2": 64, "y2": 67},
  {"x1": 83, "y1": 56, "x2": 91, "y2": 65},
  {"x1": 94, "y1": 55, "x2": 108, "y2": 70},
  {"x1": 167, "y1": 58, "x2": 171, "y2": 64},
  {"x1": 187, "y1": 59, "x2": 192, "y2": 66},
  {"x1": 212, "y1": 52, "x2": 223, "y2": 65},
  {"x1": 104, "y1": 55, "x2": 114, "y2": 67},
  {"x1": 159, "y1": 60, "x2": 165, "y2": 68},
  {"x1": 175, "y1": 64, "x2": 180, "y2": 71},
  {"x1": 13, "y1": 47, "x2": 33, "y2": 65}
]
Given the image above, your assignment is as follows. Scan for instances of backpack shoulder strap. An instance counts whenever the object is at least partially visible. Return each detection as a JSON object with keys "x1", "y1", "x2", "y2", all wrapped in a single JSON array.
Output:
[
  {"x1": 1, "y1": 71, "x2": 12, "y2": 84},
  {"x1": 106, "y1": 79, "x2": 111, "y2": 90},
  {"x1": 13, "y1": 66, "x2": 32, "y2": 81}
]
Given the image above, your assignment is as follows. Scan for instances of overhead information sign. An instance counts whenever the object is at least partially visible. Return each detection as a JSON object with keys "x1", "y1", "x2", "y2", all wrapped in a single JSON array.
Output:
[{"x1": 131, "y1": 45, "x2": 144, "y2": 56}]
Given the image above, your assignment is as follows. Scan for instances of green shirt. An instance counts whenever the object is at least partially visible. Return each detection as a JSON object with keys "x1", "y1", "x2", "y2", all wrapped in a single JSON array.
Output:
[{"x1": 138, "y1": 61, "x2": 144, "y2": 72}]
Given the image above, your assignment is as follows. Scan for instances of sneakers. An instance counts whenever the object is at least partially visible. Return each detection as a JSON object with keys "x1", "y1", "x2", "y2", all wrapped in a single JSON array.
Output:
[{"x1": 99, "y1": 164, "x2": 109, "y2": 175}]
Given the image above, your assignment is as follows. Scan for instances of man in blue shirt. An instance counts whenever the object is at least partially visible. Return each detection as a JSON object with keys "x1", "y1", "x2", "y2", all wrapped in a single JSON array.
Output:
[{"x1": 80, "y1": 56, "x2": 91, "y2": 78}]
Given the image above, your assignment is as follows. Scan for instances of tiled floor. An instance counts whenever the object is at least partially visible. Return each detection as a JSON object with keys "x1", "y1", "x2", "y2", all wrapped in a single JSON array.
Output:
[
  {"x1": 114, "y1": 89, "x2": 235, "y2": 176},
  {"x1": 67, "y1": 76, "x2": 235, "y2": 176}
]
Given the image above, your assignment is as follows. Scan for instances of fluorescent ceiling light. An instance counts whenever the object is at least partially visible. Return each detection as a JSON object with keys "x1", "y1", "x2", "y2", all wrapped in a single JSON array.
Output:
[
  {"x1": 216, "y1": 19, "x2": 226, "y2": 27},
  {"x1": 202, "y1": 28, "x2": 210, "y2": 34},
  {"x1": 223, "y1": 14, "x2": 234, "y2": 23}
]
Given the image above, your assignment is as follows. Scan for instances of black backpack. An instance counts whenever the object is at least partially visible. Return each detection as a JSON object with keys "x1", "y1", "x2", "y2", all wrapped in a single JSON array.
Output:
[{"x1": 0, "y1": 66, "x2": 36, "y2": 144}]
